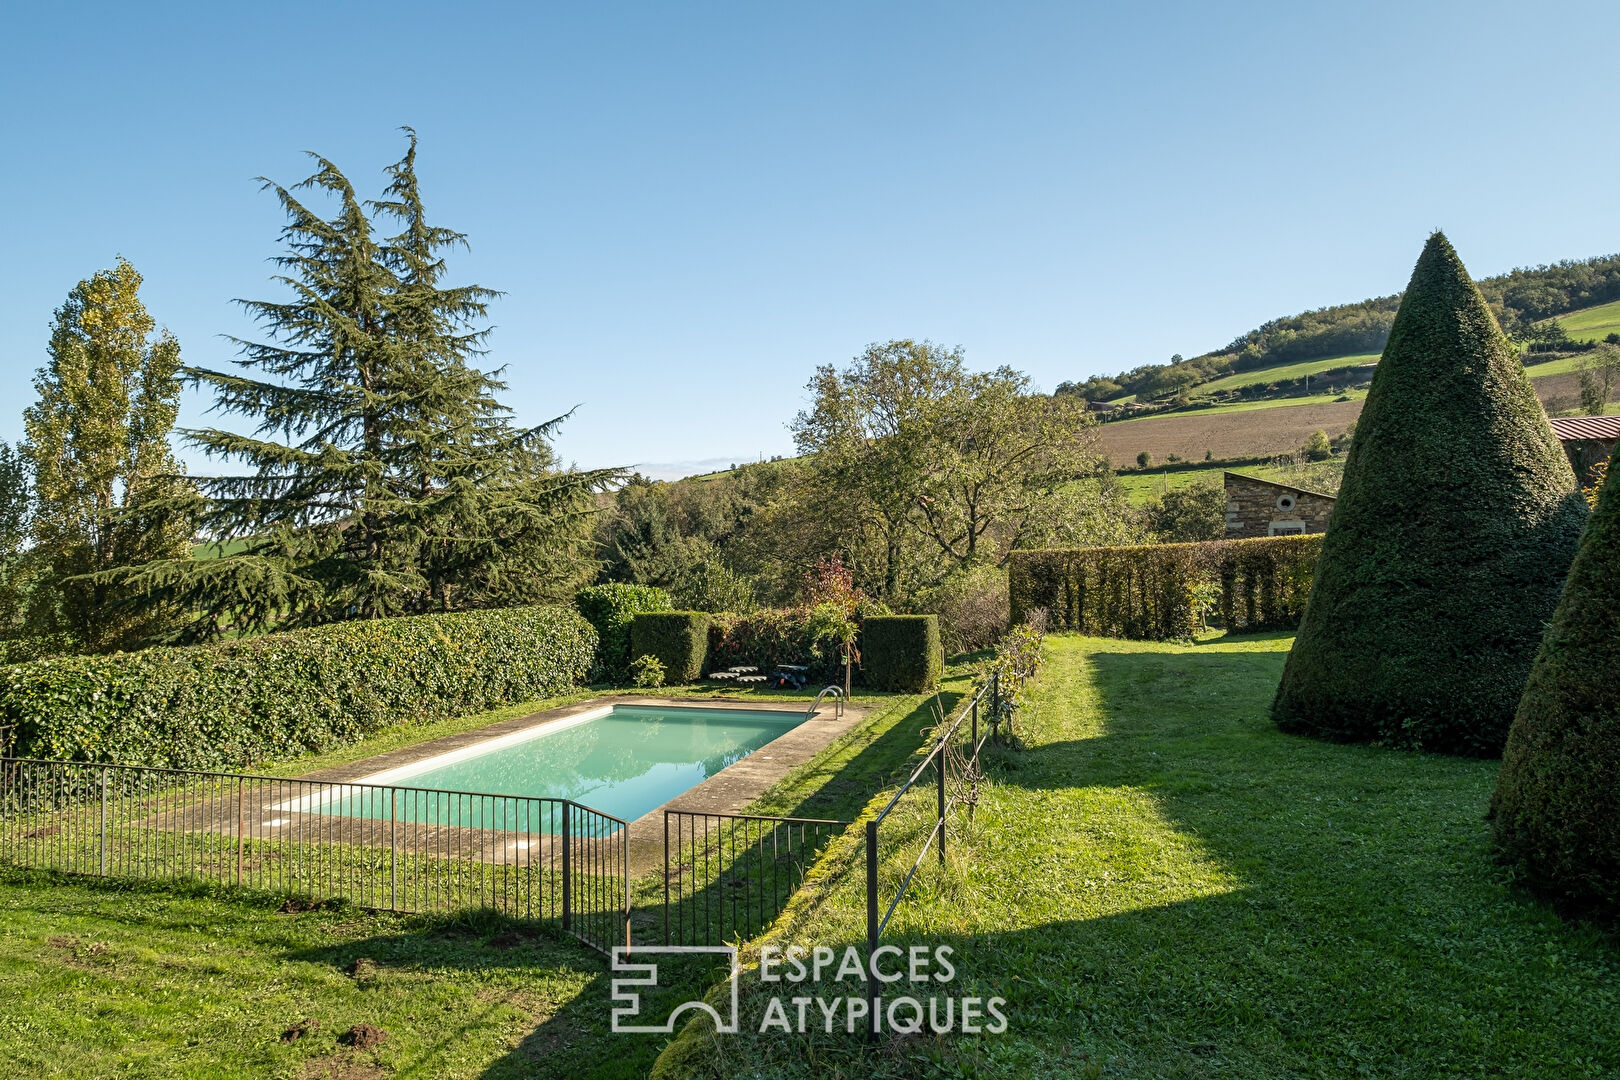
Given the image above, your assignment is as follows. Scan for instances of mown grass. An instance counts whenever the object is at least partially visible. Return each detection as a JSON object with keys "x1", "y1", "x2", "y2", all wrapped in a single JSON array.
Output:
[
  {"x1": 654, "y1": 634, "x2": 1620, "y2": 1080},
  {"x1": 0, "y1": 669, "x2": 973, "y2": 1078}
]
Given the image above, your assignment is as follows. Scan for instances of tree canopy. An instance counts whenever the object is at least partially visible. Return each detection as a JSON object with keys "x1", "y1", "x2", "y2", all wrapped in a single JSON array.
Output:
[
  {"x1": 116, "y1": 131, "x2": 613, "y2": 638},
  {"x1": 21, "y1": 259, "x2": 193, "y2": 652}
]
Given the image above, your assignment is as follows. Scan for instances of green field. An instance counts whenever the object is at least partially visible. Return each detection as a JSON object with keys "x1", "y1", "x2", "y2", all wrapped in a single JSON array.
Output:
[
  {"x1": 656, "y1": 634, "x2": 1620, "y2": 1080},
  {"x1": 1116, "y1": 458, "x2": 1342, "y2": 506},
  {"x1": 1550, "y1": 298, "x2": 1620, "y2": 343},
  {"x1": 1110, "y1": 389, "x2": 1367, "y2": 426},
  {"x1": 1114, "y1": 462, "x2": 1227, "y2": 502},
  {"x1": 1195, "y1": 352, "x2": 1379, "y2": 395}
]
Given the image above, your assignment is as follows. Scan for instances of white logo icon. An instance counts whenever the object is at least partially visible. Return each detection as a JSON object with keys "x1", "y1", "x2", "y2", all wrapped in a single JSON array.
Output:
[{"x1": 610, "y1": 945, "x2": 740, "y2": 1034}]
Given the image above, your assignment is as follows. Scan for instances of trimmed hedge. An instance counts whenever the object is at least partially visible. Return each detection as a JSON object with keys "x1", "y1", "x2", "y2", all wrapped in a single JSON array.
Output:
[
  {"x1": 0, "y1": 606, "x2": 597, "y2": 770},
  {"x1": 630, "y1": 611, "x2": 710, "y2": 684},
  {"x1": 862, "y1": 615, "x2": 941, "y2": 692},
  {"x1": 575, "y1": 583, "x2": 673, "y2": 679},
  {"x1": 1490, "y1": 464, "x2": 1620, "y2": 919},
  {"x1": 1009, "y1": 535, "x2": 1323, "y2": 641},
  {"x1": 1272, "y1": 233, "x2": 1587, "y2": 757}
]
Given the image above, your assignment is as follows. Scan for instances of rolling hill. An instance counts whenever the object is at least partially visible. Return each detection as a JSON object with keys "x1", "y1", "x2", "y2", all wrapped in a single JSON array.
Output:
[{"x1": 1554, "y1": 297, "x2": 1620, "y2": 343}]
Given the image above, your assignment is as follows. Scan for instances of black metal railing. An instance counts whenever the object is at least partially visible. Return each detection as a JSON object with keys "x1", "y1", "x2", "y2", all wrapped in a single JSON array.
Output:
[
  {"x1": 0, "y1": 758, "x2": 630, "y2": 955},
  {"x1": 863, "y1": 671, "x2": 1000, "y2": 1035},
  {"x1": 664, "y1": 809, "x2": 849, "y2": 946}
]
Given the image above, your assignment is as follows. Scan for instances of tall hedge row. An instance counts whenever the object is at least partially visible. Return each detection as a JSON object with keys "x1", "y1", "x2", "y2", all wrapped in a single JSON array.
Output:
[
  {"x1": 630, "y1": 612, "x2": 710, "y2": 684},
  {"x1": 575, "y1": 583, "x2": 673, "y2": 679},
  {"x1": 861, "y1": 616, "x2": 942, "y2": 692},
  {"x1": 1009, "y1": 535, "x2": 1323, "y2": 641},
  {"x1": 0, "y1": 606, "x2": 597, "y2": 770},
  {"x1": 1271, "y1": 233, "x2": 1587, "y2": 757},
  {"x1": 1490, "y1": 465, "x2": 1620, "y2": 918}
]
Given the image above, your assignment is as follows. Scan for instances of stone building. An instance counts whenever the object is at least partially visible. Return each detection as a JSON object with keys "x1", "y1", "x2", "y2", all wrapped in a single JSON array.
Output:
[{"x1": 1224, "y1": 472, "x2": 1336, "y2": 539}]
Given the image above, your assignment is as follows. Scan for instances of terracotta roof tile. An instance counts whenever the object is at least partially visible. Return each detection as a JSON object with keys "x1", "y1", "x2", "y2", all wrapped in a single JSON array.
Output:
[{"x1": 1549, "y1": 416, "x2": 1620, "y2": 442}]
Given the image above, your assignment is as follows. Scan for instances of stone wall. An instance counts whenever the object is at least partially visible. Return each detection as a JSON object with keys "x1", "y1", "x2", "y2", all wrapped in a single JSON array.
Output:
[{"x1": 1224, "y1": 472, "x2": 1335, "y2": 540}]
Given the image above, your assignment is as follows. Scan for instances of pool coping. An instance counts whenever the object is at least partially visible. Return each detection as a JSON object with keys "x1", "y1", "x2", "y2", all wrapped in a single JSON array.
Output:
[{"x1": 290, "y1": 693, "x2": 871, "y2": 873}]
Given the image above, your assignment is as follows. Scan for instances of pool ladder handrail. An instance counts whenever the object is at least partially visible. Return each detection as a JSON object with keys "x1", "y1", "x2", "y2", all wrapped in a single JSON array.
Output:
[{"x1": 806, "y1": 685, "x2": 844, "y2": 722}]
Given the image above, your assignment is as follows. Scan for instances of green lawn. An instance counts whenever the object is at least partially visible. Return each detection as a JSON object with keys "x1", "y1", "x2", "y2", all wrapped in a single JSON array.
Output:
[
  {"x1": 655, "y1": 634, "x2": 1620, "y2": 1079},
  {"x1": 1548, "y1": 298, "x2": 1620, "y2": 344},
  {"x1": 0, "y1": 671, "x2": 972, "y2": 1079}
]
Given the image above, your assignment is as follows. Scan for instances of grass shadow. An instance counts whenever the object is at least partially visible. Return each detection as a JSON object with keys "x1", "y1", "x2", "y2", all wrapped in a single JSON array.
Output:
[{"x1": 646, "y1": 637, "x2": 1620, "y2": 1078}]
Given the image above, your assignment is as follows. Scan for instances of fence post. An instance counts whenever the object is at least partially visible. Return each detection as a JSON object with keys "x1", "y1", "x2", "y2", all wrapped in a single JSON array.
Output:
[
  {"x1": 624, "y1": 825, "x2": 632, "y2": 954},
  {"x1": 98, "y1": 766, "x2": 108, "y2": 877},
  {"x1": 969, "y1": 695, "x2": 979, "y2": 823},
  {"x1": 865, "y1": 819, "x2": 879, "y2": 1041},
  {"x1": 663, "y1": 811, "x2": 670, "y2": 946},
  {"x1": 390, "y1": 788, "x2": 398, "y2": 912},
  {"x1": 991, "y1": 672, "x2": 1001, "y2": 740},
  {"x1": 235, "y1": 776, "x2": 245, "y2": 888},
  {"x1": 561, "y1": 801, "x2": 572, "y2": 933},
  {"x1": 937, "y1": 738, "x2": 947, "y2": 867}
]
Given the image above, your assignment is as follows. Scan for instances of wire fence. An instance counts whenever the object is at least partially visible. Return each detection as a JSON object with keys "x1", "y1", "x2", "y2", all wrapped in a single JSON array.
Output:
[
  {"x1": 0, "y1": 758, "x2": 629, "y2": 955},
  {"x1": 664, "y1": 810, "x2": 849, "y2": 946}
]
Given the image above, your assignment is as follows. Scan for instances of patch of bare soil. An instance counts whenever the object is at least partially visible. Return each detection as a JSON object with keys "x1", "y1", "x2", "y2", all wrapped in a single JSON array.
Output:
[
  {"x1": 281, "y1": 1019, "x2": 321, "y2": 1043},
  {"x1": 1099, "y1": 400, "x2": 1364, "y2": 463},
  {"x1": 280, "y1": 897, "x2": 331, "y2": 914},
  {"x1": 1098, "y1": 374, "x2": 1581, "y2": 466},
  {"x1": 297, "y1": 1058, "x2": 387, "y2": 1080},
  {"x1": 339, "y1": 1024, "x2": 389, "y2": 1050},
  {"x1": 489, "y1": 929, "x2": 540, "y2": 950},
  {"x1": 45, "y1": 936, "x2": 107, "y2": 966}
]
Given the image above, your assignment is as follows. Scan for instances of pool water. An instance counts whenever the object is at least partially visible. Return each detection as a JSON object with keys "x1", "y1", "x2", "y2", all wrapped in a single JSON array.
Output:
[{"x1": 324, "y1": 704, "x2": 805, "y2": 830}]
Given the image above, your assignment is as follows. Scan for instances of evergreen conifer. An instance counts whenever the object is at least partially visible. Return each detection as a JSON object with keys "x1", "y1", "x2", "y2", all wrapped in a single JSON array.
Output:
[
  {"x1": 1490, "y1": 464, "x2": 1620, "y2": 918},
  {"x1": 1271, "y1": 233, "x2": 1587, "y2": 755},
  {"x1": 122, "y1": 131, "x2": 612, "y2": 636}
]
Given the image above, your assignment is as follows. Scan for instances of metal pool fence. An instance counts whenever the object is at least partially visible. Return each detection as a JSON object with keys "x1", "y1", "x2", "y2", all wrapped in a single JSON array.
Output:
[
  {"x1": 664, "y1": 809, "x2": 849, "y2": 946},
  {"x1": 863, "y1": 672, "x2": 1000, "y2": 1036},
  {"x1": 0, "y1": 758, "x2": 629, "y2": 955}
]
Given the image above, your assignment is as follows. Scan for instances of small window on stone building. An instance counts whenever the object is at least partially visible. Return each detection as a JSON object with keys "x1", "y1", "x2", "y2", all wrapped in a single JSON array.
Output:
[
  {"x1": 1275, "y1": 493, "x2": 1297, "y2": 512},
  {"x1": 1268, "y1": 521, "x2": 1306, "y2": 536}
]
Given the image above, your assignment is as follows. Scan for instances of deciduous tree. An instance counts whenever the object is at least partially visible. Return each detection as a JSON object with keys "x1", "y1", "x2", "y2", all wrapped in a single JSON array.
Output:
[{"x1": 21, "y1": 259, "x2": 193, "y2": 652}]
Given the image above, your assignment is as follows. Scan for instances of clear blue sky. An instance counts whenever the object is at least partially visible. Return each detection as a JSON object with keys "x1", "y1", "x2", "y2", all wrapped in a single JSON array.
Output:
[{"x1": 3, "y1": 1, "x2": 1617, "y2": 479}]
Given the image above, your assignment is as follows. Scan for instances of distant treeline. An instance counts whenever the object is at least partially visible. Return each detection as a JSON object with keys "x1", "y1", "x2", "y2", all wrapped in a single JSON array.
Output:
[{"x1": 1059, "y1": 251, "x2": 1620, "y2": 402}]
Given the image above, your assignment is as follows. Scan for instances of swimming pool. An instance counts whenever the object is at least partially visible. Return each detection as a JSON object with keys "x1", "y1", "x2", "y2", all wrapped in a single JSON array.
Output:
[{"x1": 300, "y1": 703, "x2": 806, "y2": 830}]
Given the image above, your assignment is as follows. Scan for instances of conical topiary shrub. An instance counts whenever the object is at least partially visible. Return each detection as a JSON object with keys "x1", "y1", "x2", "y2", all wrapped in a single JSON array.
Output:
[
  {"x1": 1271, "y1": 233, "x2": 1588, "y2": 756},
  {"x1": 1490, "y1": 464, "x2": 1620, "y2": 918}
]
